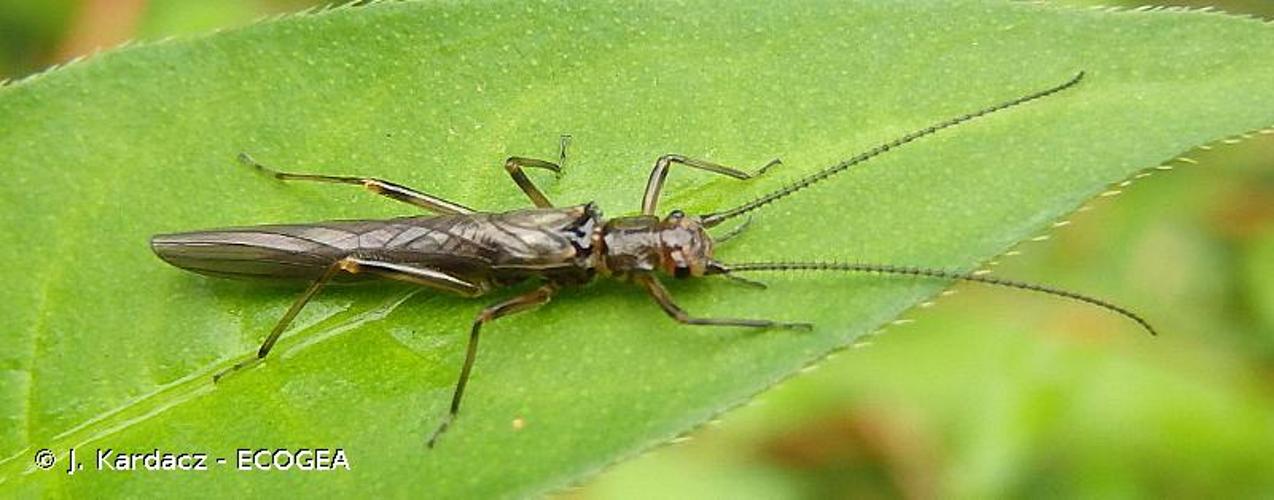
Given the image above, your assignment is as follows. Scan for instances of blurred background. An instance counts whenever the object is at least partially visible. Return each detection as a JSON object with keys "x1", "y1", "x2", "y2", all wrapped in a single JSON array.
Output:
[{"x1": 3, "y1": 1, "x2": 1270, "y2": 497}]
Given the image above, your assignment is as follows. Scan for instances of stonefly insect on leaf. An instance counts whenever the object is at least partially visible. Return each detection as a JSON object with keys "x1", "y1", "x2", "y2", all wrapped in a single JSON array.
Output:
[{"x1": 150, "y1": 71, "x2": 1154, "y2": 448}]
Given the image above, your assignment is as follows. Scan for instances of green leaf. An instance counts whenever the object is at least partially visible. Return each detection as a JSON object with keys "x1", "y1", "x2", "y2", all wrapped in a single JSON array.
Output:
[{"x1": 1, "y1": 1, "x2": 1271, "y2": 496}]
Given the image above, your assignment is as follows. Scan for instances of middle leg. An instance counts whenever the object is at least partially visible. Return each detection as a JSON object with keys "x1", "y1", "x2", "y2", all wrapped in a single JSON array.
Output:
[
  {"x1": 427, "y1": 283, "x2": 558, "y2": 448},
  {"x1": 502, "y1": 135, "x2": 573, "y2": 208}
]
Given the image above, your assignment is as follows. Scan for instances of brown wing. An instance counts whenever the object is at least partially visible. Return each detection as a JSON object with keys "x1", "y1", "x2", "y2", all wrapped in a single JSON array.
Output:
[
  {"x1": 149, "y1": 219, "x2": 446, "y2": 281},
  {"x1": 149, "y1": 204, "x2": 600, "y2": 284}
]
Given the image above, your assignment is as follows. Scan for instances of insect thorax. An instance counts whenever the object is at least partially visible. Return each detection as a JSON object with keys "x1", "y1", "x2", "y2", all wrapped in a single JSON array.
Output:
[{"x1": 596, "y1": 210, "x2": 713, "y2": 280}]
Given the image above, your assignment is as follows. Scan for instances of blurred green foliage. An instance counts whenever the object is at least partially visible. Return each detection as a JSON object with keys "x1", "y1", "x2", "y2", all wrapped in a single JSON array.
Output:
[
  {"x1": 0, "y1": 0, "x2": 75, "y2": 79},
  {"x1": 1, "y1": 1, "x2": 1270, "y2": 497},
  {"x1": 0, "y1": 0, "x2": 312, "y2": 81}
]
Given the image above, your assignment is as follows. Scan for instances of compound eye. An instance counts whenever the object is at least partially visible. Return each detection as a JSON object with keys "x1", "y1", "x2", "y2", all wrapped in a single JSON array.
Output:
[
  {"x1": 674, "y1": 265, "x2": 691, "y2": 279},
  {"x1": 667, "y1": 210, "x2": 685, "y2": 221}
]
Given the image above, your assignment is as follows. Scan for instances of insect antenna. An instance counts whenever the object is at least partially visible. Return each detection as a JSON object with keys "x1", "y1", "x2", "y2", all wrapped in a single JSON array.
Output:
[
  {"x1": 699, "y1": 72, "x2": 1086, "y2": 228},
  {"x1": 707, "y1": 260, "x2": 1156, "y2": 336}
]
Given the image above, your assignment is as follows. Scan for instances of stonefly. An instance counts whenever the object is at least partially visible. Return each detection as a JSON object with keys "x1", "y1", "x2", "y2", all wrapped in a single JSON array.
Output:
[{"x1": 151, "y1": 71, "x2": 1153, "y2": 447}]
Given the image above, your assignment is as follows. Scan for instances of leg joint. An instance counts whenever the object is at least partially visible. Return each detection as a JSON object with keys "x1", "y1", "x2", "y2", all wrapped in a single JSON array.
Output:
[
  {"x1": 656, "y1": 154, "x2": 685, "y2": 166},
  {"x1": 361, "y1": 178, "x2": 386, "y2": 193}
]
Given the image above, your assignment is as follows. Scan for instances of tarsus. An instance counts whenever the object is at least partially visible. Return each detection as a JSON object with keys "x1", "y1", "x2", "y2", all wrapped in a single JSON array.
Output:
[
  {"x1": 716, "y1": 260, "x2": 1156, "y2": 336},
  {"x1": 700, "y1": 72, "x2": 1086, "y2": 227}
]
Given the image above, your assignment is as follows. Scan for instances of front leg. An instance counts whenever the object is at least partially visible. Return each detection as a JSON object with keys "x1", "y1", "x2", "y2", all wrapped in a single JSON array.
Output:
[
  {"x1": 642, "y1": 155, "x2": 780, "y2": 215},
  {"x1": 636, "y1": 274, "x2": 810, "y2": 330}
]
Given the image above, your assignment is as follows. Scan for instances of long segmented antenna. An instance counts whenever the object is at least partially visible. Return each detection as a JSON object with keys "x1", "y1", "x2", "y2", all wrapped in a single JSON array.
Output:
[
  {"x1": 711, "y1": 260, "x2": 1156, "y2": 336},
  {"x1": 699, "y1": 72, "x2": 1086, "y2": 228}
]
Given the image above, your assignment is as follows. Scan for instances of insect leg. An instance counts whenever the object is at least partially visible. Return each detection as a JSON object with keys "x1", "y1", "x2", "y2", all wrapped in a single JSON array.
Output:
[
  {"x1": 636, "y1": 275, "x2": 809, "y2": 329},
  {"x1": 213, "y1": 258, "x2": 485, "y2": 381},
  {"x1": 428, "y1": 283, "x2": 558, "y2": 448},
  {"x1": 237, "y1": 153, "x2": 475, "y2": 214},
  {"x1": 213, "y1": 260, "x2": 344, "y2": 381},
  {"x1": 503, "y1": 135, "x2": 573, "y2": 208},
  {"x1": 349, "y1": 258, "x2": 486, "y2": 297},
  {"x1": 504, "y1": 157, "x2": 560, "y2": 208},
  {"x1": 642, "y1": 155, "x2": 780, "y2": 215}
]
